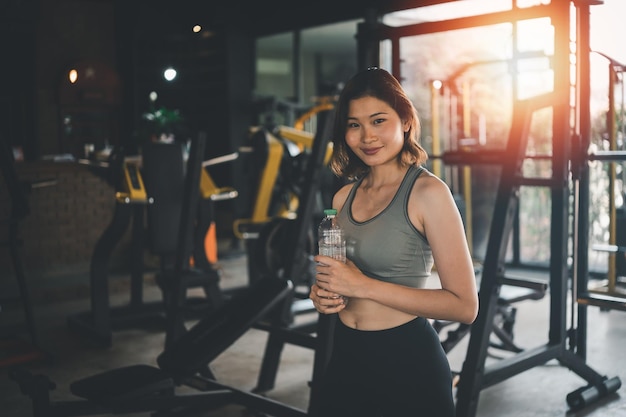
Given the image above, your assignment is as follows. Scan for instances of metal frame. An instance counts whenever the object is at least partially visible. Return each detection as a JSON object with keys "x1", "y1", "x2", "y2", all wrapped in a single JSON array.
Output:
[{"x1": 356, "y1": 1, "x2": 622, "y2": 416}]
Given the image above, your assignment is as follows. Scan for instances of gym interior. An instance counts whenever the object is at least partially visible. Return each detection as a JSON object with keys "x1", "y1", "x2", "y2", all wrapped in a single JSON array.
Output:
[{"x1": 1, "y1": 0, "x2": 625, "y2": 416}]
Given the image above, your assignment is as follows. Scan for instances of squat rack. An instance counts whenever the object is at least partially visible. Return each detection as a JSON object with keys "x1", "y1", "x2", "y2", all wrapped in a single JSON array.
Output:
[{"x1": 356, "y1": 1, "x2": 622, "y2": 416}]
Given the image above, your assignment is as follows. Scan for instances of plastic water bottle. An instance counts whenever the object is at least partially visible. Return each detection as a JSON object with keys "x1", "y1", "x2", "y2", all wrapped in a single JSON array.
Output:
[
  {"x1": 318, "y1": 209, "x2": 348, "y2": 305},
  {"x1": 318, "y1": 209, "x2": 346, "y2": 263}
]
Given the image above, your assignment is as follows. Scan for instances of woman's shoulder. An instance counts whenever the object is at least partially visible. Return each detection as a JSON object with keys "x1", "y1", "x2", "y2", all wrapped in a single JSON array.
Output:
[
  {"x1": 408, "y1": 167, "x2": 458, "y2": 230},
  {"x1": 412, "y1": 167, "x2": 454, "y2": 201}
]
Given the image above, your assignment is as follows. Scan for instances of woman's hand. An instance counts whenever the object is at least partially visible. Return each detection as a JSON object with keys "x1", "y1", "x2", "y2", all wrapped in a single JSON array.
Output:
[
  {"x1": 310, "y1": 255, "x2": 352, "y2": 314},
  {"x1": 309, "y1": 282, "x2": 346, "y2": 314}
]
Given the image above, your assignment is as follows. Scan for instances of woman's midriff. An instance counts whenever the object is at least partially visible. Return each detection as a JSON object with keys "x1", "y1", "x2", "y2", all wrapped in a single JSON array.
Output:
[{"x1": 338, "y1": 298, "x2": 418, "y2": 331}]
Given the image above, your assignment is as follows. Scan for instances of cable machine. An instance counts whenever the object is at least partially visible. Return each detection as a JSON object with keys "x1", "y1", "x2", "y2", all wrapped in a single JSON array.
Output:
[{"x1": 358, "y1": 1, "x2": 622, "y2": 416}]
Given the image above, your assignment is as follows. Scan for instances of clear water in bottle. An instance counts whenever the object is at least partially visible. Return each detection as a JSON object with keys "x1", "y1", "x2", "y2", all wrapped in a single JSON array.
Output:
[
  {"x1": 318, "y1": 209, "x2": 348, "y2": 305},
  {"x1": 318, "y1": 209, "x2": 346, "y2": 262}
]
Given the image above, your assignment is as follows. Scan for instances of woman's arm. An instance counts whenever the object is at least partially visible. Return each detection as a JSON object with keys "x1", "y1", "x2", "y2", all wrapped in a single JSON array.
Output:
[{"x1": 357, "y1": 173, "x2": 478, "y2": 323}]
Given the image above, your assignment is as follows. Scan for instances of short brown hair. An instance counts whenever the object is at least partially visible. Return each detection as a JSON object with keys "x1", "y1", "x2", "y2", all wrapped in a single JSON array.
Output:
[{"x1": 330, "y1": 67, "x2": 427, "y2": 180}]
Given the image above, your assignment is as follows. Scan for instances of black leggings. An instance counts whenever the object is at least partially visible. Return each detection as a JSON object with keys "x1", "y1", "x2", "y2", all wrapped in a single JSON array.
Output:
[{"x1": 313, "y1": 317, "x2": 455, "y2": 417}]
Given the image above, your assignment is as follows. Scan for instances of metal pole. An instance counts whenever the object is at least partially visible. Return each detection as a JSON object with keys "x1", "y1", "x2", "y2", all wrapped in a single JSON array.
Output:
[
  {"x1": 608, "y1": 63, "x2": 618, "y2": 293},
  {"x1": 431, "y1": 81, "x2": 442, "y2": 178},
  {"x1": 574, "y1": 0, "x2": 593, "y2": 359},
  {"x1": 462, "y1": 79, "x2": 473, "y2": 255}
]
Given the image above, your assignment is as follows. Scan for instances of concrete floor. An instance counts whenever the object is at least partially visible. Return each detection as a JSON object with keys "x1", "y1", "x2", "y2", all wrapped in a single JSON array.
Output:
[{"x1": 1, "y1": 250, "x2": 625, "y2": 417}]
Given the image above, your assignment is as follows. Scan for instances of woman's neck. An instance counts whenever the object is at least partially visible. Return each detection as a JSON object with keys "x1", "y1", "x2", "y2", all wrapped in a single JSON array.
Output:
[{"x1": 363, "y1": 163, "x2": 408, "y2": 189}]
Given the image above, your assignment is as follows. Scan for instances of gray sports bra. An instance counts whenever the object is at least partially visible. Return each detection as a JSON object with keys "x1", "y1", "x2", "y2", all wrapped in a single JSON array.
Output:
[{"x1": 337, "y1": 165, "x2": 433, "y2": 289}]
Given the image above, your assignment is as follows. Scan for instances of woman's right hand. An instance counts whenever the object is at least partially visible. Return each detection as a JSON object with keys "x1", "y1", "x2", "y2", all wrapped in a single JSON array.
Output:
[{"x1": 310, "y1": 282, "x2": 347, "y2": 314}]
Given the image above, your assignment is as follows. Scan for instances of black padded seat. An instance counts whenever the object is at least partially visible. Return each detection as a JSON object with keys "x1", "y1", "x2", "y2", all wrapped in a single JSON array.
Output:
[
  {"x1": 62, "y1": 277, "x2": 291, "y2": 408},
  {"x1": 70, "y1": 364, "x2": 173, "y2": 405}
]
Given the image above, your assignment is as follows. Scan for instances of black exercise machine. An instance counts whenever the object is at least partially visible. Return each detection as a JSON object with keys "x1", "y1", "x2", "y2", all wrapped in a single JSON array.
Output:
[
  {"x1": 144, "y1": 136, "x2": 225, "y2": 347},
  {"x1": 27, "y1": 110, "x2": 336, "y2": 415},
  {"x1": 247, "y1": 110, "x2": 336, "y2": 397},
  {"x1": 433, "y1": 268, "x2": 548, "y2": 356},
  {"x1": 10, "y1": 277, "x2": 307, "y2": 417},
  {"x1": 451, "y1": 93, "x2": 621, "y2": 416},
  {"x1": 10, "y1": 132, "x2": 331, "y2": 416},
  {"x1": 65, "y1": 147, "x2": 152, "y2": 347},
  {"x1": 66, "y1": 136, "x2": 236, "y2": 347}
]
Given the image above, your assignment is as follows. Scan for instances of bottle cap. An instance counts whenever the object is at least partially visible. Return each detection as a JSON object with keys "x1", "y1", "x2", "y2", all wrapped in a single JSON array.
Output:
[{"x1": 324, "y1": 209, "x2": 337, "y2": 216}]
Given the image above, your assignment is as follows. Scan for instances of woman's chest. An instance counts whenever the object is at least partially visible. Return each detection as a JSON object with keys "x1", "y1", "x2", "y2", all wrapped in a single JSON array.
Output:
[{"x1": 350, "y1": 187, "x2": 398, "y2": 222}]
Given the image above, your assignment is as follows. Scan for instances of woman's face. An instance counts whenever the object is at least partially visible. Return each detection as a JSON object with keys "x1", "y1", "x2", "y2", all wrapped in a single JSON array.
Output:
[{"x1": 345, "y1": 96, "x2": 408, "y2": 168}]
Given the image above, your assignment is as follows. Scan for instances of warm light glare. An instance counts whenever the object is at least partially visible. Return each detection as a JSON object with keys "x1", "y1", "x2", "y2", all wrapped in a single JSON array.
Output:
[
  {"x1": 163, "y1": 67, "x2": 177, "y2": 81},
  {"x1": 517, "y1": 0, "x2": 551, "y2": 6},
  {"x1": 192, "y1": 25, "x2": 201, "y2": 33},
  {"x1": 68, "y1": 69, "x2": 78, "y2": 84},
  {"x1": 432, "y1": 79, "x2": 443, "y2": 90}
]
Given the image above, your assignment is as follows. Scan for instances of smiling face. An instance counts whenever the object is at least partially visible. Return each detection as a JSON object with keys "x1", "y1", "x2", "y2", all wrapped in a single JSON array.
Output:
[
  {"x1": 345, "y1": 96, "x2": 408, "y2": 168},
  {"x1": 329, "y1": 68, "x2": 427, "y2": 179}
]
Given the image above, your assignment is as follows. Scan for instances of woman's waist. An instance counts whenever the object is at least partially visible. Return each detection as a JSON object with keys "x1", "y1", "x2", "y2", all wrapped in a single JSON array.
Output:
[{"x1": 339, "y1": 299, "x2": 417, "y2": 331}]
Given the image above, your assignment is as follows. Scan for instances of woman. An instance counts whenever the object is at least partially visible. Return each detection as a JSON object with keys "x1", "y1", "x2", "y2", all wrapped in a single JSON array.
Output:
[{"x1": 310, "y1": 67, "x2": 478, "y2": 417}]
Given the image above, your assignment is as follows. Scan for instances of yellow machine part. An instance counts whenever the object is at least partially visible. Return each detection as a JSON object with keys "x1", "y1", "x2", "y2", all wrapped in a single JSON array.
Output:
[
  {"x1": 199, "y1": 168, "x2": 238, "y2": 201},
  {"x1": 251, "y1": 131, "x2": 284, "y2": 222},
  {"x1": 232, "y1": 100, "x2": 335, "y2": 239},
  {"x1": 276, "y1": 125, "x2": 333, "y2": 166},
  {"x1": 115, "y1": 161, "x2": 148, "y2": 203},
  {"x1": 293, "y1": 102, "x2": 335, "y2": 131},
  {"x1": 233, "y1": 130, "x2": 286, "y2": 239}
]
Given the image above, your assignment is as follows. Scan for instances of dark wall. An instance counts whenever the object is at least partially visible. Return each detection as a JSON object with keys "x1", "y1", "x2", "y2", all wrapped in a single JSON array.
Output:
[
  {"x1": 0, "y1": 0, "x2": 118, "y2": 159},
  {"x1": 0, "y1": 0, "x2": 40, "y2": 159},
  {"x1": 1, "y1": 0, "x2": 256, "y2": 162},
  {"x1": 0, "y1": 0, "x2": 255, "y2": 298}
]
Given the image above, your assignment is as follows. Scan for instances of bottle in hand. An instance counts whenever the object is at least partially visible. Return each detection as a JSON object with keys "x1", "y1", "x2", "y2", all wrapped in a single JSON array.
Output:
[{"x1": 318, "y1": 209, "x2": 348, "y2": 304}]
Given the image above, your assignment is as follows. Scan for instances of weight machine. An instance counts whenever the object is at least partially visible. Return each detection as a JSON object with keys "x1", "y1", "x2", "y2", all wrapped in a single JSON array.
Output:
[
  {"x1": 10, "y1": 110, "x2": 335, "y2": 416},
  {"x1": 429, "y1": 60, "x2": 549, "y2": 358},
  {"x1": 233, "y1": 97, "x2": 335, "y2": 244},
  {"x1": 356, "y1": 1, "x2": 622, "y2": 415},
  {"x1": 224, "y1": 100, "x2": 337, "y2": 396},
  {"x1": 454, "y1": 3, "x2": 622, "y2": 415},
  {"x1": 453, "y1": 91, "x2": 620, "y2": 416},
  {"x1": 66, "y1": 139, "x2": 238, "y2": 348}
]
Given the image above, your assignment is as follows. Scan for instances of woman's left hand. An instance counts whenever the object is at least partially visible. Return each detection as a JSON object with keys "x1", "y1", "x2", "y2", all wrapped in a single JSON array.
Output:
[
  {"x1": 310, "y1": 255, "x2": 357, "y2": 313},
  {"x1": 309, "y1": 282, "x2": 347, "y2": 314}
]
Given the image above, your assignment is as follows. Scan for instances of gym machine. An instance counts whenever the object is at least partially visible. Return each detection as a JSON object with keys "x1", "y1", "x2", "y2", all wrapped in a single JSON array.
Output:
[
  {"x1": 429, "y1": 62, "x2": 549, "y2": 358},
  {"x1": 454, "y1": 2, "x2": 622, "y2": 413},
  {"x1": 227, "y1": 101, "x2": 335, "y2": 337},
  {"x1": 66, "y1": 138, "x2": 237, "y2": 347},
  {"x1": 452, "y1": 92, "x2": 620, "y2": 415},
  {"x1": 236, "y1": 125, "x2": 332, "y2": 272},
  {"x1": 10, "y1": 277, "x2": 308, "y2": 417},
  {"x1": 234, "y1": 119, "x2": 334, "y2": 238},
  {"x1": 10, "y1": 125, "x2": 334, "y2": 417},
  {"x1": 240, "y1": 109, "x2": 336, "y2": 396},
  {"x1": 357, "y1": 1, "x2": 622, "y2": 415}
]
